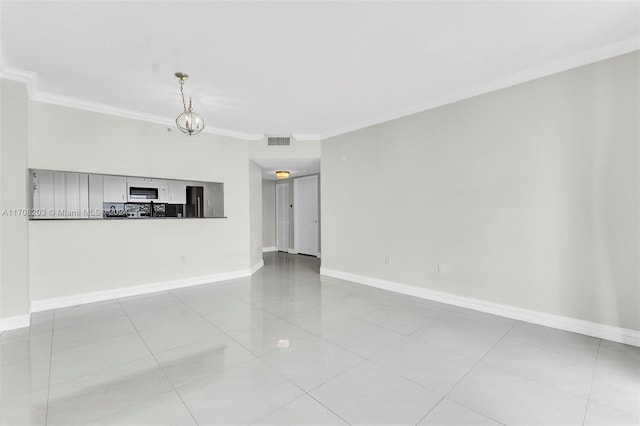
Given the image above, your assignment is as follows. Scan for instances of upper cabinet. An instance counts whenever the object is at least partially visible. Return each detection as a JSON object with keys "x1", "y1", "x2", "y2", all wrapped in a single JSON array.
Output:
[
  {"x1": 168, "y1": 180, "x2": 187, "y2": 204},
  {"x1": 32, "y1": 170, "x2": 90, "y2": 218},
  {"x1": 103, "y1": 175, "x2": 127, "y2": 203}
]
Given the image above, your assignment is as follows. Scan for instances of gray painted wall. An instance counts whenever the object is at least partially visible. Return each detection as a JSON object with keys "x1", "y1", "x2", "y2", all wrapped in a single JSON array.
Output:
[
  {"x1": 26, "y1": 99, "x2": 252, "y2": 304},
  {"x1": 262, "y1": 180, "x2": 276, "y2": 249},
  {"x1": 0, "y1": 79, "x2": 30, "y2": 319},
  {"x1": 321, "y1": 52, "x2": 639, "y2": 330},
  {"x1": 249, "y1": 160, "x2": 263, "y2": 267}
]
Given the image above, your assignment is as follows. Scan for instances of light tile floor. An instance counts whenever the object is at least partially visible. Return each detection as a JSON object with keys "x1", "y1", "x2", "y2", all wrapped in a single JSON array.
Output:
[{"x1": 1, "y1": 253, "x2": 639, "y2": 425}]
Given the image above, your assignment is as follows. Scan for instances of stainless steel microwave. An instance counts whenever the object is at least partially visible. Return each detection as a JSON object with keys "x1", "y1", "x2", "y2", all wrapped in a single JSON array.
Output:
[{"x1": 127, "y1": 182, "x2": 168, "y2": 203}]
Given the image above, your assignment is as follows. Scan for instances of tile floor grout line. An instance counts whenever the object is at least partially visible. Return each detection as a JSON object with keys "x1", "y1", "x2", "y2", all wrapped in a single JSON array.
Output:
[
  {"x1": 424, "y1": 319, "x2": 520, "y2": 426},
  {"x1": 131, "y1": 282, "x2": 269, "y2": 363},
  {"x1": 115, "y1": 298, "x2": 201, "y2": 426},
  {"x1": 306, "y1": 392, "x2": 354, "y2": 426},
  {"x1": 43, "y1": 309, "x2": 56, "y2": 426},
  {"x1": 582, "y1": 338, "x2": 603, "y2": 426},
  {"x1": 413, "y1": 395, "x2": 446, "y2": 426},
  {"x1": 172, "y1": 290, "x2": 269, "y2": 361},
  {"x1": 252, "y1": 353, "x2": 363, "y2": 426}
]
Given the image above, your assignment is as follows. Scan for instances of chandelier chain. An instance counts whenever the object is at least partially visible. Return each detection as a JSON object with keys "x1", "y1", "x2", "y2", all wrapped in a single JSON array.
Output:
[{"x1": 178, "y1": 78, "x2": 187, "y2": 112}]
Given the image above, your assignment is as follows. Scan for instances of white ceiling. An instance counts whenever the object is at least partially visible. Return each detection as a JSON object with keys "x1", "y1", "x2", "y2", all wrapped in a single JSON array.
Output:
[
  {"x1": 1, "y1": 1, "x2": 638, "y2": 140},
  {"x1": 252, "y1": 158, "x2": 320, "y2": 181}
]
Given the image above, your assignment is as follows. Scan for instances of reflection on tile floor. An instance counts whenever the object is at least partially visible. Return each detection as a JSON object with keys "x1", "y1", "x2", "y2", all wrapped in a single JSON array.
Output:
[{"x1": 1, "y1": 253, "x2": 639, "y2": 425}]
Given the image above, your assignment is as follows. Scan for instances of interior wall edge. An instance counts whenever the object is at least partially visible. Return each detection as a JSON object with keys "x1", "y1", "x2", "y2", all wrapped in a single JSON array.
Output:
[
  {"x1": 250, "y1": 260, "x2": 265, "y2": 275},
  {"x1": 0, "y1": 313, "x2": 31, "y2": 333},
  {"x1": 320, "y1": 267, "x2": 640, "y2": 347}
]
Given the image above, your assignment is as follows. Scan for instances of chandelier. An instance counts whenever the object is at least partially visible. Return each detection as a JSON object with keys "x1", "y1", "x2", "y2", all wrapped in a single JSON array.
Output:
[{"x1": 174, "y1": 72, "x2": 204, "y2": 136}]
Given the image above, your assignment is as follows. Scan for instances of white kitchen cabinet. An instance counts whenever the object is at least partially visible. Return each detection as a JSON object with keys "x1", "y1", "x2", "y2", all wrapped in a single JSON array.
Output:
[
  {"x1": 53, "y1": 171, "x2": 66, "y2": 218},
  {"x1": 64, "y1": 172, "x2": 79, "y2": 214},
  {"x1": 168, "y1": 180, "x2": 187, "y2": 204},
  {"x1": 157, "y1": 184, "x2": 169, "y2": 203},
  {"x1": 88, "y1": 174, "x2": 104, "y2": 218},
  {"x1": 32, "y1": 169, "x2": 55, "y2": 218},
  {"x1": 75, "y1": 173, "x2": 90, "y2": 218},
  {"x1": 103, "y1": 175, "x2": 127, "y2": 202},
  {"x1": 32, "y1": 170, "x2": 89, "y2": 218}
]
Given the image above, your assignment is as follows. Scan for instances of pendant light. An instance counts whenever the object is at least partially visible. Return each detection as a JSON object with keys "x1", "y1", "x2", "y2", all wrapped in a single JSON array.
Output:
[{"x1": 175, "y1": 72, "x2": 204, "y2": 136}]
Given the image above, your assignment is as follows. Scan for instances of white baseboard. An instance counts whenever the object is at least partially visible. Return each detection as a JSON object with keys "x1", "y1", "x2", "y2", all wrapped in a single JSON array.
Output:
[
  {"x1": 0, "y1": 314, "x2": 31, "y2": 333},
  {"x1": 251, "y1": 260, "x2": 265, "y2": 274},
  {"x1": 320, "y1": 267, "x2": 640, "y2": 347},
  {"x1": 31, "y1": 268, "x2": 253, "y2": 313},
  {"x1": 262, "y1": 247, "x2": 277, "y2": 253},
  {"x1": 288, "y1": 249, "x2": 298, "y2": 254}
]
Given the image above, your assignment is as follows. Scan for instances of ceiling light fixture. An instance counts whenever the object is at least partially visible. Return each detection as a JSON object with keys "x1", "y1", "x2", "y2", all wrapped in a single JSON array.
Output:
[
  {"x1": 275, "y1": 170, "x2": 290, "y2": 179},
  {"x1": 174, "y1": 72, "x2": 204, "y2": 136}
]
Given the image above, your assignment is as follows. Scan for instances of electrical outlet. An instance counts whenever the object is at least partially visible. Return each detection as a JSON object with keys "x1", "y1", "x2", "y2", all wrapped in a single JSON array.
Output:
[
  {"x1": 438, "y1": 263, "x2": 446, "y2": 273},
  {"x1": 385, "y1": 256, "x2": 392, "y2": 265},
  {"x1": 180, "y1": 255, "x2": 186, "y2": 264}
]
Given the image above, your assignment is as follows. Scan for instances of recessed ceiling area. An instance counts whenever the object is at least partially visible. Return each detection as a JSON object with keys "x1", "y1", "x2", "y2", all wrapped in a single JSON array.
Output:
[{"x1": 1, "y1": 1, "x2": 638, "y2": 139}]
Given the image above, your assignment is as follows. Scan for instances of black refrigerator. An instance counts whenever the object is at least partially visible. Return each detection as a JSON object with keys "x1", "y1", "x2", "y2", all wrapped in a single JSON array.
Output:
[{"x1": 185, "y1": 186, "x2": 204, "y2": 218}]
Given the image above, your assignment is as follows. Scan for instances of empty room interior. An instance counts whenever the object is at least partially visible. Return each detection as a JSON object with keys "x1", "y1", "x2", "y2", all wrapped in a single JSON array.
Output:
[{"x1": 0, "y1": 1, "x2": 638, "y2": 425}]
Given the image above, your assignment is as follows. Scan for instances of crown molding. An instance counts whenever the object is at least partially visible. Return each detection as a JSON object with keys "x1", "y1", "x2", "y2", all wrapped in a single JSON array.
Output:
[
  {"x1": 320, "y1": 38, "x2": 640, "y2": 140},
  {"x1": 0, "y1": 65, "x2": 265, "y2": 141},
  {"x1": 291, "y1": 133, "x2": 322, "y2": 141},
  {"x1": 0, "y1": 65, "x2": 39, "y2": 97},
  {"x1": 3, "y1": 37, "x2": 638, "y2": 142}
]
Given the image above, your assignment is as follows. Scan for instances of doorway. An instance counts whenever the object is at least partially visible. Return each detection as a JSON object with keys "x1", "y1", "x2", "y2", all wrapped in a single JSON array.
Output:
[{"x1": 293, "y1": 175, "x2": 319, "y2": 257}]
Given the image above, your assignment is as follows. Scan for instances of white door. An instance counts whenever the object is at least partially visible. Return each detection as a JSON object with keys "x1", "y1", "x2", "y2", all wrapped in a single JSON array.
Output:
[
  {"x1": 276, "y1": 182, "x2": 289, "y2": 252},
  {"x1": 294, "y1": 175, "x2": 319, "y2": 257}
]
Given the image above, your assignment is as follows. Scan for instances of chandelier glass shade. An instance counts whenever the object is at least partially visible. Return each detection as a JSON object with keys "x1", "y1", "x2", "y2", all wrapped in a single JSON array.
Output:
[{"x1": 175, "y1": 72, "x2": 204, "y2": 136}]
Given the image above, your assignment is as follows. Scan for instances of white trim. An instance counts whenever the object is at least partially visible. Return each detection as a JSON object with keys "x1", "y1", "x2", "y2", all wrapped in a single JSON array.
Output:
[
  {"x1": 250, "y1": 260, "x2": 265, "y2": 274},
  {"x1": 5, "y1": 41, "x2": 637, "y2": 143},
  {"x1": 30, "y1": 269, "x2": 252, "y2": 312},
  {"x1": 320, "y1": 268, "x2": 640, "y2": 347},
  {"x1": 0, "y1": 66, "x2": 263, "y2": 141},
  {"x1": 262, "y1": 246, "x2": 277, "y2": 253},
  {"x1": 0, "y1": 314, "x2": 31, "y2": 333},
  {"x1": 321, "y1": 40, "x2": 640, "y2": 140},
  {"x1": 291, "y1": 134, "x2": 322, "y2": 141},
  {"x1": 288, "y1": 249, "x2": 298, "y2": 255}
]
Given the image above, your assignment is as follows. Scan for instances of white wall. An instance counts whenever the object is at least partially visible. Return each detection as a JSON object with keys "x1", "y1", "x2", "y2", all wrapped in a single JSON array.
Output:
[
  {"x1": 27, "y1": 100, "x2": 252, "y2": 303},
  {"x1": 321, "y1": 52, "x2": 639, "y2": 331},
  {"x1": 262, "y1": 180, "x2": 276, "y2": 249},
  {"x1": 0, "y1": 79, "x2": 30, "y2": 322},
  {"x1": 249, "y1": 160, "x2": 263, "y2": 268}
]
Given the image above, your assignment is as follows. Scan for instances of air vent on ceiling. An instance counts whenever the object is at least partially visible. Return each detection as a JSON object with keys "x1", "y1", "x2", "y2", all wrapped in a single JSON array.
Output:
[{"x1": 267, "y1": 136, "x2": 291, "y2": 146}]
